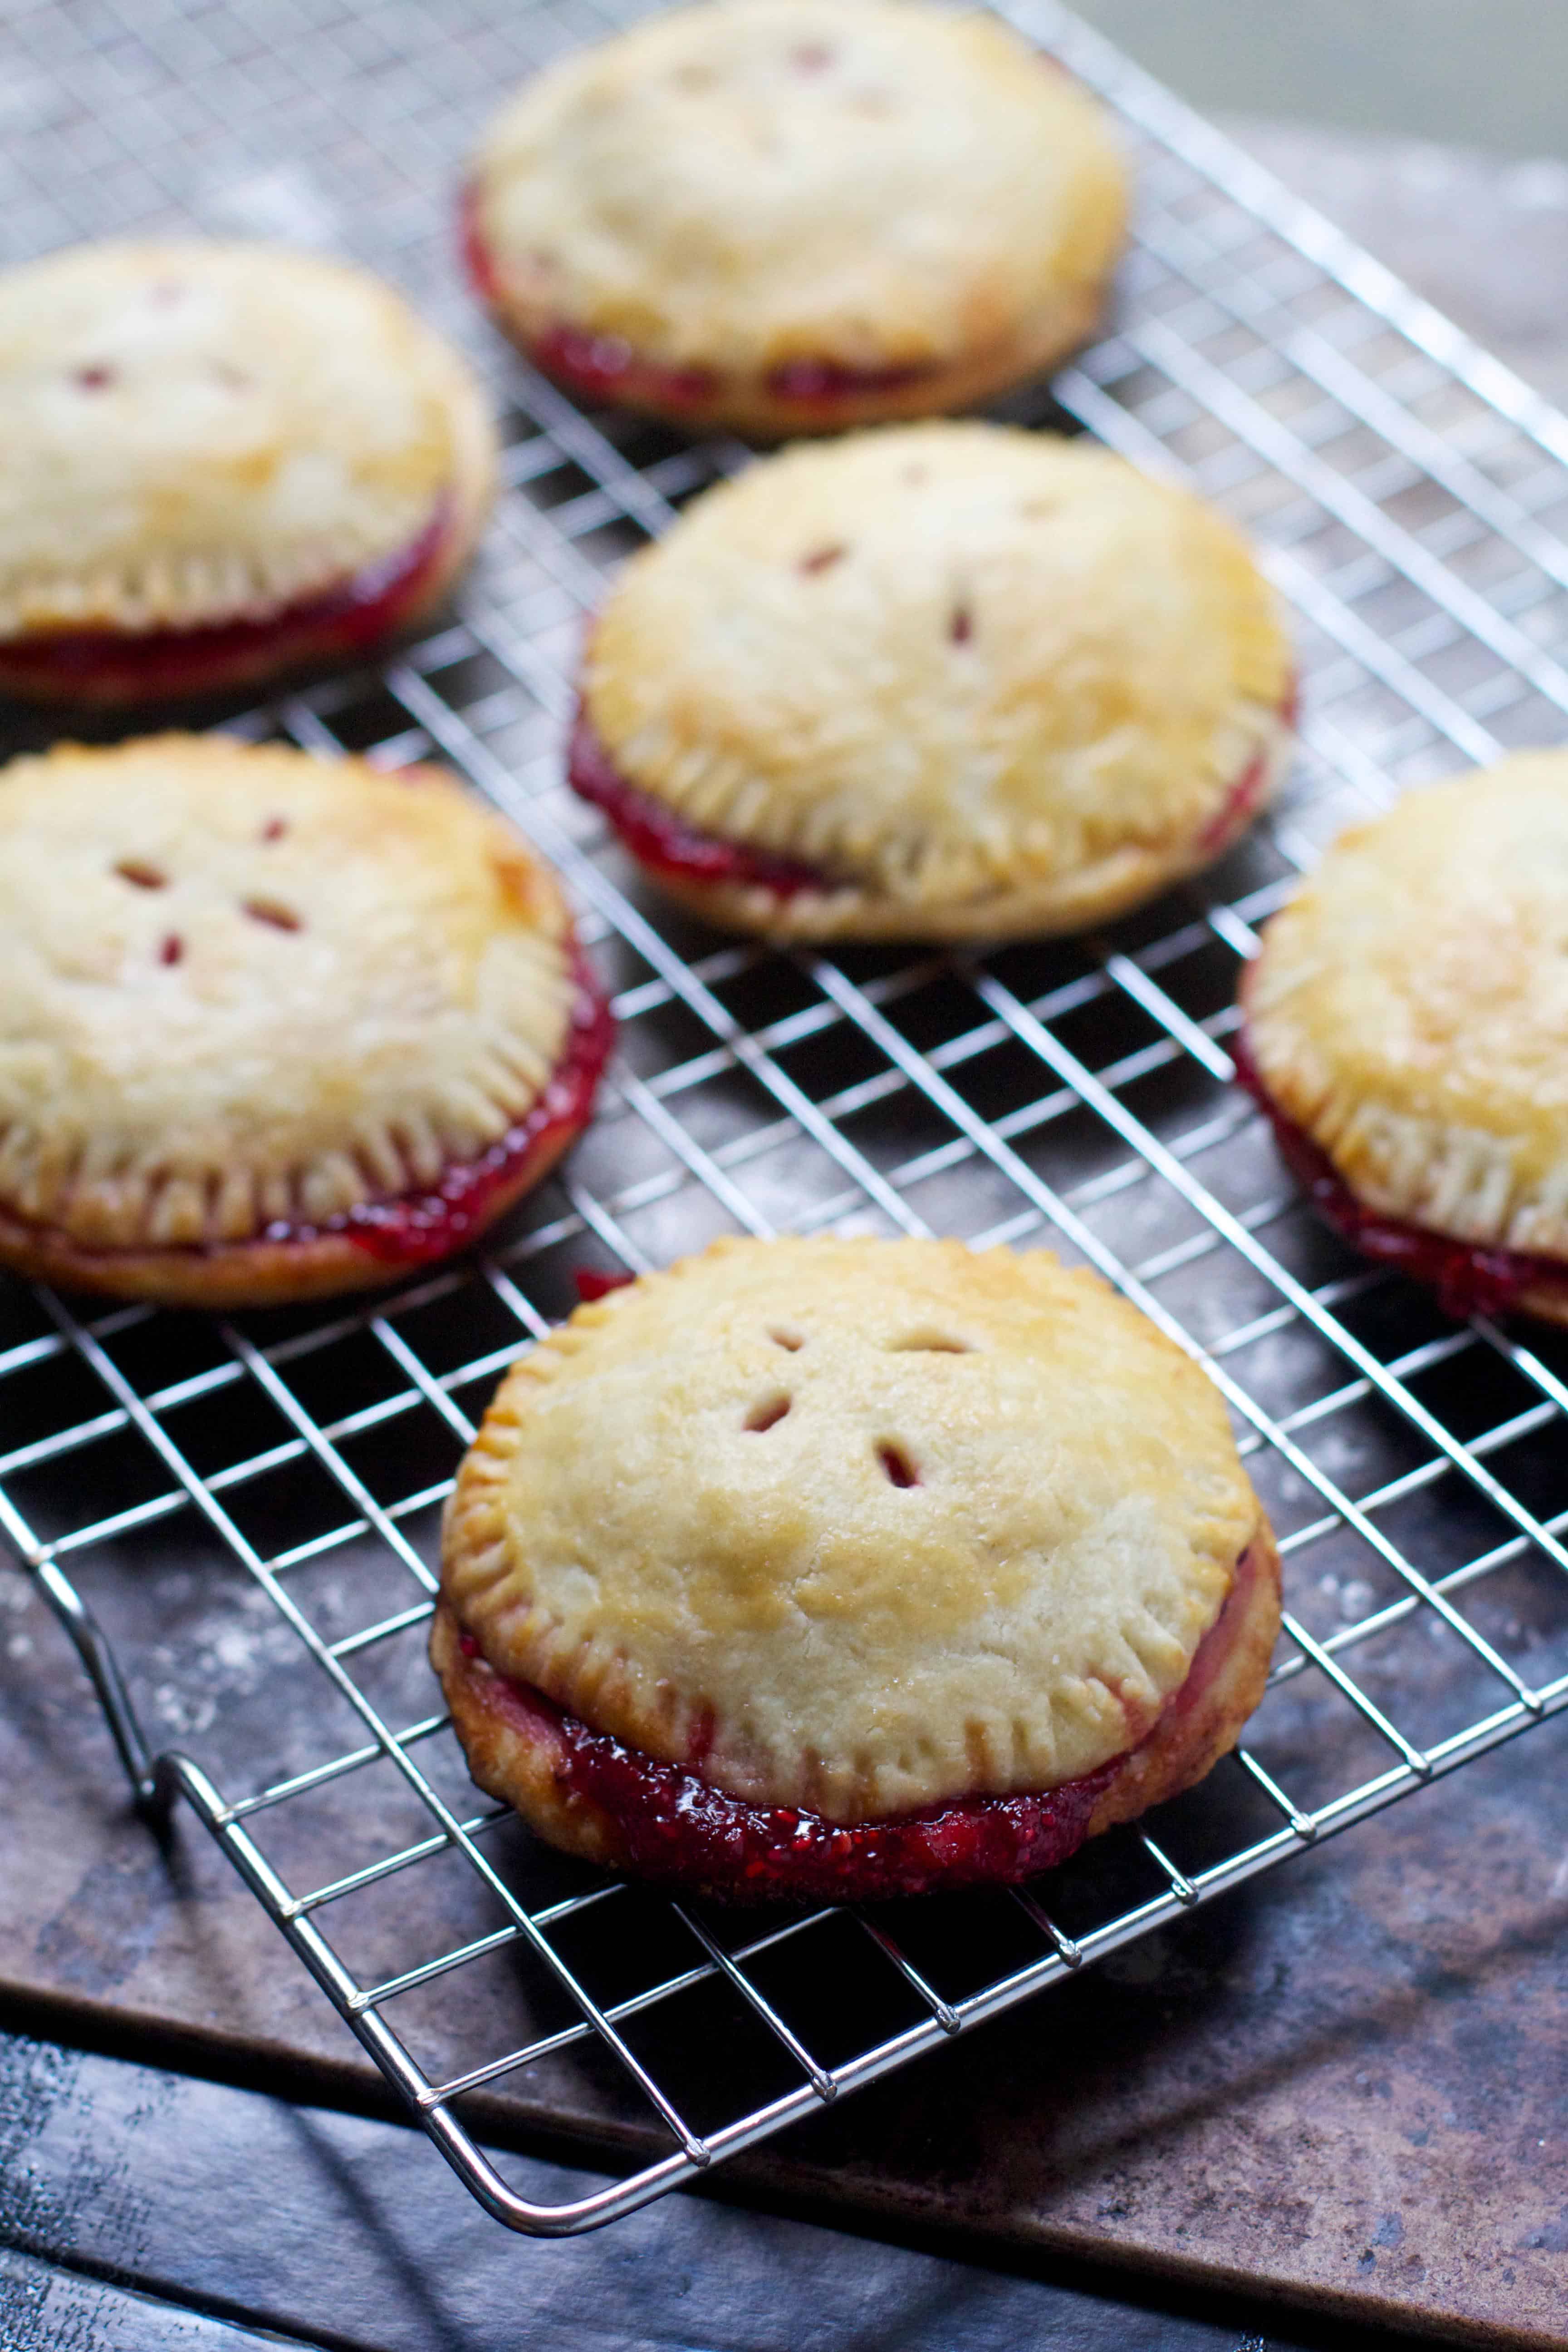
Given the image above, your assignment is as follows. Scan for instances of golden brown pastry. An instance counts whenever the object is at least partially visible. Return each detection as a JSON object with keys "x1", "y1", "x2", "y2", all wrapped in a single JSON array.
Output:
[
  {"x1": 571, "y1": 422, "x2": 1295, "y2": 941},
  {"x1": 1238, "y1": 753, "x2": 1568, "y2": 1326},
  {"x1": 0, "y1": 240, "x2": 496, "y2": 704},
  {"x1": 0, "y1": 735, "x2": 610, "y2": 1307},
  {"x1": 434, "y1": 1236, "x2": 1281, "y2": 1902},
  {"x1": 464, "y1": 0, "x2": 1128, "y2": 436}
]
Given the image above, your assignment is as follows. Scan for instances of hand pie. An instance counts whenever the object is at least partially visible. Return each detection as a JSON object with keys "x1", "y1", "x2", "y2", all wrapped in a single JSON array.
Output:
[
  {"x1": 433, "y1": 1236, "x2": 1281, "y2": 1904},
  {"x1": 463, "y1": 0, "x2": 1127, "y2": 437},
  {"x1": 0, "y1": 240, "x2": 496, "y2": 705},
  {"x1": 0, "y1": 735, "x2": 610, "y2": 1308},
  {"x1": 571, "y1": 422, "x2": 1295, "y2": 941},
  {"x1": 1238, "y1": 753, "x2": 1568, "y2": 1326}
]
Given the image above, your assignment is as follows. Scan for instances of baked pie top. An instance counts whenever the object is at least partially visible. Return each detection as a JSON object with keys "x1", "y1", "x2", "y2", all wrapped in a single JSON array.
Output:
[
  {"x1": 581, "y1": 423, "x2": 1292, "y2": 913},
  {"x1": 0, "y1": 736, "x2": 576, "y2": 1254},
  {"x1": 0, "y1": 240, "x2": 494, "y2": 638},
  {"x1": 469, "y1": 0, "x2": 1127, "y2": 378},
  {"x1": 1243, "y1": 755, "x2": 1568, "y2": 1262},
  {"x1": 441, "y1": 1235, "x2": 1262, "y2": 1823}
]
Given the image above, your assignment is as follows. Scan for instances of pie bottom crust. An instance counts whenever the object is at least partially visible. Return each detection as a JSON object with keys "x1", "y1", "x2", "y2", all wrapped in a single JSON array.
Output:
[
  {"x1": 568, "y1": 706, "x2": 1293, "y2": 944},
  {"x1": 1233, "y1": 1027, "x2": 1568, "y2": 1329},
  {"x1": 431, "y1": 1520, "x2": 1281, "y2": 1904},
  {"x1": 463, "y1": 196, "x2": 1108, "y2": 439},
  {"x1": 0, "y1": 949, "x2": 612, "y2": 1311}
]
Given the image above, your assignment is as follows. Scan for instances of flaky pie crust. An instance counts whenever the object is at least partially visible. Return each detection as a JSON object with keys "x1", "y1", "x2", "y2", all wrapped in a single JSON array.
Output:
[
  {"x1": 439, "y1": 1235, "x2": 1271, "y2": 1826},
  {"x1": 0, "y1": 240, "x2": 496, "y2": 640},
  {"x1": 469, "y1": 0, "x2": 1127, "y2": 430},
  {"x1": 0, "y1": 735, "x2": 579, "y2": 1303},
  {"x1": 581, "y1": 423, "x2": 1294, "y2": 939},
  {"x1": 1243, "y1": 754, "x2": 1568, "y2": 1271}
]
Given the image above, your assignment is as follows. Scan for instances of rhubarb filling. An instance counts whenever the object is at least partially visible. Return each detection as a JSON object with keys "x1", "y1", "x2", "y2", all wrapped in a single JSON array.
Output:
[
  {"x1": 0, "y1": 500, "x2": 456, "y2": 702},
  {"x1": 569, "y1": 705, "x2": 1291, "y2": 906},
  {"x1": 462, "y1": 193, "x2": 935, "y2": 416},
  {"x1": 458, "y1": 1534, "x2": 1264, "y2": 1902},
  {"x1": 1233, "y1": 1026, "x2": 1568, "y2": 1320}
]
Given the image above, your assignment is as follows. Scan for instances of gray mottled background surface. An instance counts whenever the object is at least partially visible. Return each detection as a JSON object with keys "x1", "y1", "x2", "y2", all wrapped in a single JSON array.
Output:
[{"x1": 1073, "y1": 0, "x2": 1568, "y2": 157}]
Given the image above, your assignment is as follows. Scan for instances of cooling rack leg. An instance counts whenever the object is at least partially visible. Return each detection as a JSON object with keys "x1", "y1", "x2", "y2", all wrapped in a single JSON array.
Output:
[{"x1": 29, "y1": 1558, "x2": 172, "y2": 1823}]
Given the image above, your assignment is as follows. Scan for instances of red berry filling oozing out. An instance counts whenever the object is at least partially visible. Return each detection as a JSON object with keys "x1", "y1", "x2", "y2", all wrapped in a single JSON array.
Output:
[
  {"x1": 458, "y1": 1536, "x2": 1264, "y2": 1903},
  {"x1": 8, "y1": 949, "x2": 612, "y2": 1279},
  {"x1": 288, "y1": 947, "x2": 613, "y2": 1268},
  {"x1": 1197, "y1": 717, "x2": 1287, "y2": 854},
  {"x1": 1232, "y1": 1026, "x2": 1568, "y2": 1321},
  {"x1": 461, "y1": 191, "x2": 934, "y2": 416},
  {"x1": 0, "y1": 500, "x2": 456, "y2": 703},
  {"x1": 568, "y1": 699, "x2": 1294, "y2": 906},
  {"x1": 568, "y1": 710, "x2": 829, "y2": 897}
]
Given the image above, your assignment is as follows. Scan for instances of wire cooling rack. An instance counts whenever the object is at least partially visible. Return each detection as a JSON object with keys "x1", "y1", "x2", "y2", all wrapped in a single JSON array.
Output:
[{"x1": 5, "y1": 0, "x2": 1568, "y2": 2240}]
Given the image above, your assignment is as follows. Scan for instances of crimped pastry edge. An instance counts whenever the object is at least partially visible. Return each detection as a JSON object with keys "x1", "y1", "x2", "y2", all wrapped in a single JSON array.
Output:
[
  {"x1": 0, "y1": 1110, "x2": 585, "y2": 1309},
  {"x1": 428, "y1": 1520, "x2": 1281, "y2": 1882},
  {"x1": 628, "y1": 710, "x2": 1293, "y2": 943},
  {"x1": 438, "y1": 1234, "x2": 1266, "y2": 1820}
]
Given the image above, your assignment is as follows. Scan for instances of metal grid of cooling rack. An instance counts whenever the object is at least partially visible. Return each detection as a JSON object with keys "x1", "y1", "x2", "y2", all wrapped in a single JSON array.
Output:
[{"x1": 5, "y1": 0, "x2": 1568, "y2": 2239}]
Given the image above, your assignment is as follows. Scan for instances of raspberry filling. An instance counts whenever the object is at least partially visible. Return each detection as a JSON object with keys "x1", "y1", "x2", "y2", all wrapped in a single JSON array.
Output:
[
  {"x1": 1198, "y1": 742, "x2": 1273, "y2": 854},
  {"x1": 1233, "y1": 1026, "x2": 1568, "y2": 1320},
  {"x1": 1199, "y1": 685, "x2": 1297, "y2": 855},
  {"x1": 530, "y1": 326, "x2": 721, "y2": 415},
  {"x1": 0, "y1": 500, "x2": 455, "y2": 702},
  {"x1": 461, "y1": 1536, "x2": 1263, "y2": 1903},
  {"x1": 568, "y1": 709, "x2": 829, "y2": 897},
  {"x1": 569, "y1": 704, "x2": 1294, "y2": 904},
  {"x1": 288, "y1": 948, "x2": 613, "y2": 1267},
  {"x1": 762, "y1": 357, "x2": 934, "y2": 405},
  {"x1": 461, "y1": 191, "x2": 932, "y2": 415},
  {"x1": 573, "y1": 1266, "x2": 636, "y2": 1303}
]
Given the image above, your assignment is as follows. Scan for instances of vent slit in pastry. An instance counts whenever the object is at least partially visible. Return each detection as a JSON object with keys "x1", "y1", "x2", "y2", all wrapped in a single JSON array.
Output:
[{"x1": 876, "y1": 1439, "x2": 921, "y2": 1489}]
